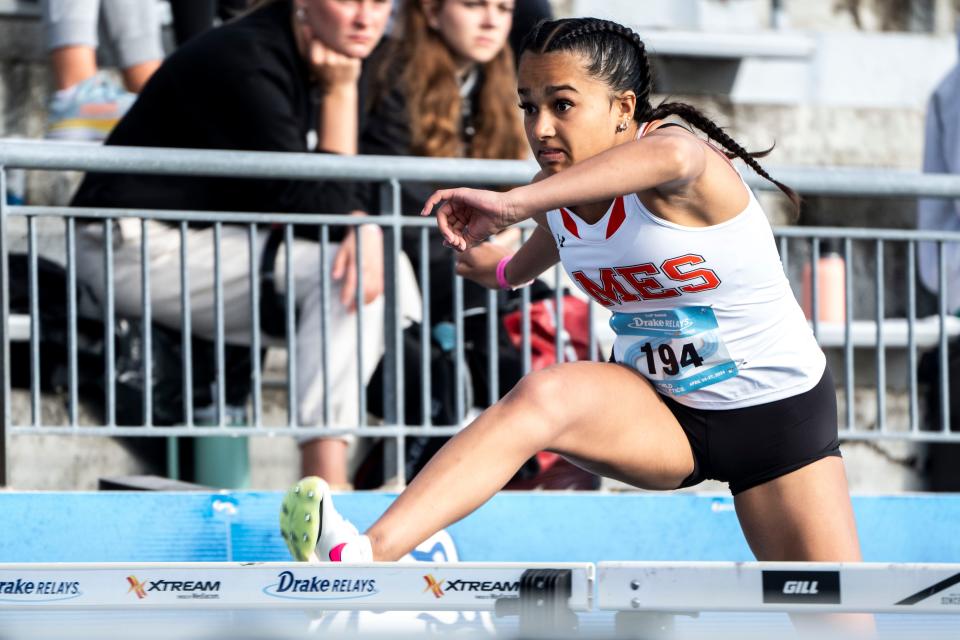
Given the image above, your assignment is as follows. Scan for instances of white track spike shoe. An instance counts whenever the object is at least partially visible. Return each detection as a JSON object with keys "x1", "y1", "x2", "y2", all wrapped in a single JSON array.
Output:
[{"x1": 280, "y1": 476, "x2": 365, "y2": 562}]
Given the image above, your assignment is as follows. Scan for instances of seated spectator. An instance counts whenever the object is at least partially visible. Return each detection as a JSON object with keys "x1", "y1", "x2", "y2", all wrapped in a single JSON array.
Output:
[
  {"x1": 70, "y1": 0, "x2": 407, "y2": 487},
  {"x1": 42, "y1": 0, "x2": 164, "y2": 141}
]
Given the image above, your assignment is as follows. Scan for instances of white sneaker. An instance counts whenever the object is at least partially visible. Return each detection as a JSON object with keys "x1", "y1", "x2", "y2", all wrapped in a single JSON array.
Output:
[{"x1": 279, "y1": 476, "x2": 370, "y2": 562}]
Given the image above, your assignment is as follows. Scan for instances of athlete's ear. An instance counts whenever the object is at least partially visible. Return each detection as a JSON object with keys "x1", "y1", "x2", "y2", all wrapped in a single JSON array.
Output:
[{"x1": 614, "y1": 90, "x2": 637, "y2": 123}]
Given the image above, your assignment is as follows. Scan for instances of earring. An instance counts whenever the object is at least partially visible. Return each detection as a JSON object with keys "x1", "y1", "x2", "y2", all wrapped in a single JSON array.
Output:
[
  {"x1": 295, "y1": 6, "x2": 307, "y2": 21},
  {"x1": 616, "y1": 122, "x2": 629, "y2": 133}
]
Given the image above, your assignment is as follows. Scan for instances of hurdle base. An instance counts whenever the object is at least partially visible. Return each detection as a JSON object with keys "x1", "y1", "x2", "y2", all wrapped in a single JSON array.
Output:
[
  {"x1": 495, "y1": 568, "x2": 579, "y2": 637},
  {"x1": 614, "y1": 611, "x2": 700, "y2": 639}
]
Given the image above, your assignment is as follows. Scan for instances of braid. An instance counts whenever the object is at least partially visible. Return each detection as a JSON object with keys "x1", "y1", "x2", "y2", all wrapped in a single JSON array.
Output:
[
  {"x1": 625, "y1": 31, "x2": 654, "y2": 118},
  {"x1": 651, "y1": 102, "x2": 800, "y2": 214}
]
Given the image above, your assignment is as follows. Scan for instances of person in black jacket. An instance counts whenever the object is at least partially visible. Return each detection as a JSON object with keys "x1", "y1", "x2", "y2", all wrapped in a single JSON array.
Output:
[{"x1": 72, "y1": 0, "x2": 402, "y2": 486}]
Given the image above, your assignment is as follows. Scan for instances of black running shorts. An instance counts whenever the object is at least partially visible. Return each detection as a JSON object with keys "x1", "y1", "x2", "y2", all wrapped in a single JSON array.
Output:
[{"x1": 661, "y1": 367, "x2": 841, "y2": 495}]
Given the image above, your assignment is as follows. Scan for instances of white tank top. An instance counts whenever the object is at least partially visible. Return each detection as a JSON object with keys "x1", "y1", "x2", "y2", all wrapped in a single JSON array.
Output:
[{"x1": 545, "y1": 128, "x2": 825, "y2": 410}]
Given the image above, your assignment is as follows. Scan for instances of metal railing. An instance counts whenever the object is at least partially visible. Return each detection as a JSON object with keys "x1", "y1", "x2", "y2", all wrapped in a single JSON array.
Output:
[{"x1": 3, "y1": 140, "x2": 960, "y2": 487}]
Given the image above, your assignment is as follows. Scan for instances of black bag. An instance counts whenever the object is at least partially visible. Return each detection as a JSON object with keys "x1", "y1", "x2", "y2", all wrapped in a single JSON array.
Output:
[
  {"x1": 83, "y1": 319, "x2": 255, "y2": 427},
  {"x1": 7, "y1": 252, "x2": 254, "y2": 426},
  {"x1": 259, "y1": 225, "x2": 295, "y2": 338},
  {"x1": 8, "y1": 253, "x2": 102, "y2": 393},
  {"x1": 358, "y1": 321, "x2": 462, "y2": 488}
]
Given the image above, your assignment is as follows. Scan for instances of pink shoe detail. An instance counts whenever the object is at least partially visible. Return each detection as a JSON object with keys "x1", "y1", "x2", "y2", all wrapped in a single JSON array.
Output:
[{"x1": 329, "y1": 542, "x2": 347, "y2": 562}]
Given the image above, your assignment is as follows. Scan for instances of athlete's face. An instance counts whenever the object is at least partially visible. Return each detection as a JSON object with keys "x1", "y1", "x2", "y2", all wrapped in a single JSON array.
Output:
[
  {"x1": 301, "y1": 0, "x2": 392, "y2": 58},
  {"x1": 424, "y1": 0, "x2": 514, "y2": 67},
  {"x1": 517, "y1": 51, "x2": 637, "y2": 175}
]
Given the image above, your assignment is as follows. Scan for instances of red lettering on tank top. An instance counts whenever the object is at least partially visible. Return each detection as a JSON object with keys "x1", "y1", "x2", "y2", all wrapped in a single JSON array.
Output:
[
  {"x1": 661, "y1": 254, "x2": 721, "y2": 293},
  {"x1": 571, "y1": 255, "x2": 722, "y2": 305},
  {"x1": 614, "y1": 264, "x2": 680, "y2": 300},
  {"x1": 572, "y1": 268, "x2": 641, "y2": 307}
]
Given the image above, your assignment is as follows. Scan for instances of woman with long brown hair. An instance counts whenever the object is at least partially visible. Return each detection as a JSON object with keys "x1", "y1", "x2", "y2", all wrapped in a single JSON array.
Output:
[{"x1": 358, "y1": 0, "x2": 531, "y2": 322}]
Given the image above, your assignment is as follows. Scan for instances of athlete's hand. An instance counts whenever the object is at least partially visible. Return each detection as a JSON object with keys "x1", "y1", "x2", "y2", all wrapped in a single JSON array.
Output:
[
  {"x1": 455, "y1": 241, "x2": 513, "y2": 289},
  {"x1": 421, "y1": 188, "x2": 518, "y2": 251}
]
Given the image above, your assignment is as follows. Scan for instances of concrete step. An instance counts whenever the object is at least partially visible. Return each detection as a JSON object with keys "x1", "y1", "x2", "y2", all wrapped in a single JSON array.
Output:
[{"x1": 7, "y1": 385, "x2": 301, "y2": 491}]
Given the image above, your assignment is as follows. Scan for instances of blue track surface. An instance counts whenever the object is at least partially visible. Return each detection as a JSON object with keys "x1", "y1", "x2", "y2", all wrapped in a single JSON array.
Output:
[{"x1": 2, "y1": 492, "x2": 959, "y2": 563}]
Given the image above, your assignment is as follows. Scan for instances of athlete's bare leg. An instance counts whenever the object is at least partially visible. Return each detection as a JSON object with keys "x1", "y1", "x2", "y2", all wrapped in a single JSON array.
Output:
[
  {"x1": 735, "y1": 456, "x2": 874, "y2": 634},
  {"x1": 364, "y1": 361, "x2": 695, "y2": 561}
]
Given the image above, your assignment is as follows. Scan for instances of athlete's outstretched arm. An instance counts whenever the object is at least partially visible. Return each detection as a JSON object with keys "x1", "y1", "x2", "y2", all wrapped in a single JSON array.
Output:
[
  {"x1": 423, "y1": 130, "x2": 706, "y2": 250},
  {"x1": 511, "y1": 131, "x2": 706, "y2": 218}
]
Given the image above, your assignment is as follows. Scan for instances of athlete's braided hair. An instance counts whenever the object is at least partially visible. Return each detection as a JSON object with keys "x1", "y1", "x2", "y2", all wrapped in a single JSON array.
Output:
[{"x1": 520, "y1": 18, "x2": 800, "y2": 214}]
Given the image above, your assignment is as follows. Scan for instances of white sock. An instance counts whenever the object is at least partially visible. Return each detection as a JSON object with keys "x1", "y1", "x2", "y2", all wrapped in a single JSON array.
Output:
[{"x1": 339, "y1": 534, "x2": 373, "y2": 562}]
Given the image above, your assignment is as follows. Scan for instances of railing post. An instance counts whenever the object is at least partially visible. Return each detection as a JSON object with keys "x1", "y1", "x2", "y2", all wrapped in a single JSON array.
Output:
[
  {"x1": 875, "y1": 239, "x2": 886, "y2": 432},
  {"x1": 380, "y1": 180, "x2": 405, "y2": 485},
  {"x1": 283, "y1": 223, "x2": 296, "y2": 427},
  {"x1": 843, "y1": 237, "x2": 855, "y2": 431},
  {"x1": 770, "y1": 0, "x2": 787, "y2": 29},
  {"x1": 0, "y1": 166, "x2": 9, "y2": 487}
]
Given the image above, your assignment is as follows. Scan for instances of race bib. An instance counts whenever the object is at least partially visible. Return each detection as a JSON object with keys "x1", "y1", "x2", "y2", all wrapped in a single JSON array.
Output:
[{"x1": 610, "y1": 307, "x2": 738, "y2": 396}]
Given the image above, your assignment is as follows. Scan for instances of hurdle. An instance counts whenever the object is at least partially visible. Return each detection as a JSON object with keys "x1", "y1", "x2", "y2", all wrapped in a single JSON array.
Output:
[{"x1": 5, "y1": 560, "x2": 960, "y2": 639}]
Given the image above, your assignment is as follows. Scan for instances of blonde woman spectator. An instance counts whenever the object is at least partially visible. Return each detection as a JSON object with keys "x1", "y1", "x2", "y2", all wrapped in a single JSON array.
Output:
[{"x1": 71, "y1": 0, "x2": 400, "y2": 487}]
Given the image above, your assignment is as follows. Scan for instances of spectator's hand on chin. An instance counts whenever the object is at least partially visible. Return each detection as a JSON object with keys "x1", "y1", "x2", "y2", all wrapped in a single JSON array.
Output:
[
  {"x1": 299, "y1": 21, "x2": 361, "y2": 94},
  {"x1": 333, "y1": 215, "x2": 384, "y2": 312}
]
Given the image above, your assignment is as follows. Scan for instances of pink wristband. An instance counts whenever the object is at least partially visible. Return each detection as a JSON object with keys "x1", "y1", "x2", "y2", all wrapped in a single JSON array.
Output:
[
  {"x1": 496, "y1": 256, "x2": 513, "y2": 290},
  {"x1": 496, "y1": 255, "x2": 532, "y2": 290}
]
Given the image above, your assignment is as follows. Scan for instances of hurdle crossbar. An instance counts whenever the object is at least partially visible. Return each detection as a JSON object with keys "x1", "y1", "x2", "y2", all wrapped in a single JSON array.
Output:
[
  {"x1": 0, "y1": 562, "x2": 593, "y2": 611},
  {"x1": 598, "y1": 561, "x2": 960, "y2": 614}
]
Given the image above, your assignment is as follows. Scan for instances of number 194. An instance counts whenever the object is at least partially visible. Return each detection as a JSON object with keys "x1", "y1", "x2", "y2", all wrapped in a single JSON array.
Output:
[{"x1": 639, "y1": 342, "x2": 704, "y2": 376}]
